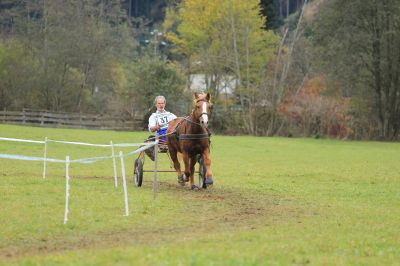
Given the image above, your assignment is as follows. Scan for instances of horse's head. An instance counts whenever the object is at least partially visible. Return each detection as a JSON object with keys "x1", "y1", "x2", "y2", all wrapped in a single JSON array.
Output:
[{"x1": 193, "y1": 92, "x2": 212, "y2": 128}]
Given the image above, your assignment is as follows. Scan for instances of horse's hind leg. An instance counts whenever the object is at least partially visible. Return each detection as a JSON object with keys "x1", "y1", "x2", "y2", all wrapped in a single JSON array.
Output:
[
  {"x1": 169, "y1": 149, "x2": 184, "y2": 185},
  {"x1": 182, "y1": 152, "x2": 190, "y2": 182}
]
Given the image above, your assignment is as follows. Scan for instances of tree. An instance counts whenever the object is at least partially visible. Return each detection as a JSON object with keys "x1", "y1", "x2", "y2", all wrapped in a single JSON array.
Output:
[
  {"x1": 0, "y1": 0, "x2": 135, "y2": 113},
  {"x1": 112, "y1": 56, "x2": 188, "y2": 125},
  {"x1": 0, "y1": 40, "x2": 40, "y2": 110},
  {"x1": 260, "y1": 0, "x2": 283, "y2": 30},
  {"x1": 278, "y1": 75, "x2": 352, "y2": 138},
  {"x1": 312, "y1": 0, "x2": 400, "y2": 140},
  {"x1": 165, "y1": 0, "x2": 279, "y2": 135}
]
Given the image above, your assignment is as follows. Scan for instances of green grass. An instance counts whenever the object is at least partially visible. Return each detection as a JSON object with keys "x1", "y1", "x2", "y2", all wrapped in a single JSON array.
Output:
[{"x1": 0, "y1": 124, "x2": 399, "y2": 265}]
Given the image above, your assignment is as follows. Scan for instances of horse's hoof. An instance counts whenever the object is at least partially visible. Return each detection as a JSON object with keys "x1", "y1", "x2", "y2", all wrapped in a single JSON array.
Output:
[
  {"x1": 191, "y1": 184, "x2": 199, "y2": 191},
  {"x1": 205, "y1": 177, "x2": 213, "y2": 187},
  {"x1": 178, "y1": 175, "x2": 185, "y2": 186}
]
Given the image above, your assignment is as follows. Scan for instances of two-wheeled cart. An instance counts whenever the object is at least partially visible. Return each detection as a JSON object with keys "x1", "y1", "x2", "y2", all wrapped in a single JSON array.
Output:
[{"x1": 132, "y1": 138, "x2": 207, "y2": 189}]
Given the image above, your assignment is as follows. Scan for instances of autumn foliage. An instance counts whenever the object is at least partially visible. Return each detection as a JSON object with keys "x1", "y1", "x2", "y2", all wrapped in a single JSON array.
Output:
[{"x1": 278, "y1": 76, "x2": 352, "y2": 138}]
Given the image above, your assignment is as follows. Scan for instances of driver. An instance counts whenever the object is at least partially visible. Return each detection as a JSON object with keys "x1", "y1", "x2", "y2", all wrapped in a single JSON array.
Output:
[
  {"x1": 144, "y1": 96, "x2": 177, "y2": 160},
  {"x1": 148, "y1": 95, "x2": 177, "y2": 142}
]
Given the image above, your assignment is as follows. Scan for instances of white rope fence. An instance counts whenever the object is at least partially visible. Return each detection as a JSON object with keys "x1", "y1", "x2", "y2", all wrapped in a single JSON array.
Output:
[
  {"x1": 0, "y1": 136, "x2": 150, "y2": 184},
  {"x1": 0, "y1": 136, "x2": 159, "y2": 224}
]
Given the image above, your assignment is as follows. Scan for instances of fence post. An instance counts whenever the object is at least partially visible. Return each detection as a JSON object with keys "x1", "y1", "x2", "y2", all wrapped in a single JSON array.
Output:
[
  {"x1": 40, "y1": 111, "x2": 44, "y2": 126},
  {"x1": 22, "y1": 109, "x2": 26, "y2": 124},
  {"x1": 110, "y1": 141, "x2": 118, "y2": 187},
  {"x1": 153, "y1": 138, "x2": 159, "y2": 200},
  {"x1": 43, "y1": 137, "x2": 48, "y2": 179},
  {"x1": 64, "y1": 156, "x2": 70, "y2": 224},
  {"x1": 119, "y1": 151, "x2": 129, "y2": 217}
]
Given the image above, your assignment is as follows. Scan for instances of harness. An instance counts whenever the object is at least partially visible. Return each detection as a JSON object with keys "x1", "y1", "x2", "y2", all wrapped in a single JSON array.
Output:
[
  {"x1": 173, "y1": 113, "x2": 211, "y2": 141},
  {"x1": 179, "y1": 132, "x2": 210, "y2": 140}
]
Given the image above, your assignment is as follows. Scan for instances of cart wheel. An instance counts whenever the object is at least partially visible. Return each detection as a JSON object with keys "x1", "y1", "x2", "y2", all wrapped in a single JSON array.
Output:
[
  {"x1": 198, "y1": 157, "x2": 207, "y2": 189},
  {"x1": 133, "y1": 158, "x2": 143, "y2": 187}
]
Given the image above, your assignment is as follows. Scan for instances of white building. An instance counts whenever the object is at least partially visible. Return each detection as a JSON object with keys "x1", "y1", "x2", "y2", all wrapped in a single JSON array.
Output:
[{"x1": 189, "y1": 74, "x2": 236, "y2": 98}]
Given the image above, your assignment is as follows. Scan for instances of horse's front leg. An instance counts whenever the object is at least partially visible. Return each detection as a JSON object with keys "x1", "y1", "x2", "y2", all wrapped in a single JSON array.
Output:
[
  {"x1": 202, "y1": 147, "x2": 213, "y2": 186},
  {"x1": 189, "y1": 156, "x2": 198, "y2": 190}
]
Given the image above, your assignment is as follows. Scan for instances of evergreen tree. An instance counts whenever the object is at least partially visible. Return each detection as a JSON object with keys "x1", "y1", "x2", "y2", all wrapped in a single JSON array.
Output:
[{"x1": 260, "y1": 0, "x2": 283, "y2": 30}]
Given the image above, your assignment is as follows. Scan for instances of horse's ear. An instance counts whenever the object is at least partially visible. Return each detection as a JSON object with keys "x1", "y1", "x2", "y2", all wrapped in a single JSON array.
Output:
[
  {"x1": 194, "y1": 92, "x2": 199, "y2": 99},
  {"x1": 206, "y1": 92, "x2": 211, "y2": 101}
]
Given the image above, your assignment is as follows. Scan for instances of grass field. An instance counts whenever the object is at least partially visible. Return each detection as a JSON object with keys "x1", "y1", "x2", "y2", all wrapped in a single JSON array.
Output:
[{"x1": 0, "y1": 124, "x2": 399, "y2": 265}]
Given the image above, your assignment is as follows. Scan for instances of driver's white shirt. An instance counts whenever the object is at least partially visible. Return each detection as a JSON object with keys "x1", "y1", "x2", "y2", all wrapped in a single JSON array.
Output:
[{"x1": 148, "y1": 110, "x2": 177, "y2": 132}]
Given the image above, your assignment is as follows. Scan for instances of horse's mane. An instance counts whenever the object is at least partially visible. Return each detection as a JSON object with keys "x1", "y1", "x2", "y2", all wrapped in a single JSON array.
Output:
[{"x1": 193, "y1": 92, "x2": 211, "y2": 105}]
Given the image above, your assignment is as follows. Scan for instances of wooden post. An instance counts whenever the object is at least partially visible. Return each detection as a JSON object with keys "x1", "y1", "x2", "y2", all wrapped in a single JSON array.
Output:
[
  {"x1": 22, "y1": 109, "x2": 26, "y2": 124},
  {"x1": 153, "y1": 138, "x2": 159, "y2": 200},
  {"x1": 40, "y1": 111, "x2": 44, "y2": 126}
]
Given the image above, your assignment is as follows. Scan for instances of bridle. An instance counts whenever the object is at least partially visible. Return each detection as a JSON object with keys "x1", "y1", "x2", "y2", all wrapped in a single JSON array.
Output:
[{"x1": 193, "y1": 99, "x2": 212, "y2": 119}]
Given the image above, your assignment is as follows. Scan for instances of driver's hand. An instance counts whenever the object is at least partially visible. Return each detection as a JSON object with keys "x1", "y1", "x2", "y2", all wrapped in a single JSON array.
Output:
[{"x1": 153, "y1": 124, "x2": 160, "y2": 132}]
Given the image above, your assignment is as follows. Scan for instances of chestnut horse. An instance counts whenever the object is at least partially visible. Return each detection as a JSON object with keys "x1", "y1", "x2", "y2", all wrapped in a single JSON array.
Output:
[{"x1": 167, "y1": 92, "x2": 213, "y2": 190}]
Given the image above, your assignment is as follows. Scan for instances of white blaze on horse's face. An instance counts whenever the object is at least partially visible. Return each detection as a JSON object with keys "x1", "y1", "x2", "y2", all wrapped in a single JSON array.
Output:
[{"x1": 199, "y1": 101, "x2": 209, "y2": 128}]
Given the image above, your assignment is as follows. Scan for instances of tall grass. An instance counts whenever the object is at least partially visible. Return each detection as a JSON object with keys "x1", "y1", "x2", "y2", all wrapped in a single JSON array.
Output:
[{"x1": 0, "y1": 124, "x2": 399, "y2": 265}]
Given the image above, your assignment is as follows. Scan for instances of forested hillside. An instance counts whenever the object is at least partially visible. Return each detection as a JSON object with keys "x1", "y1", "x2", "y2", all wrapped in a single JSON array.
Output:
[{"x1": 0, "y1": 0, "x2": 399, "y2": 140}]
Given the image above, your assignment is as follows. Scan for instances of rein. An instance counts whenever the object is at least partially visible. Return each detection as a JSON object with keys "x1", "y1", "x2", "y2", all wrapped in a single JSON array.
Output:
[{"x1": 183, "y1": 116, "x2": 202, "y2": 126}]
